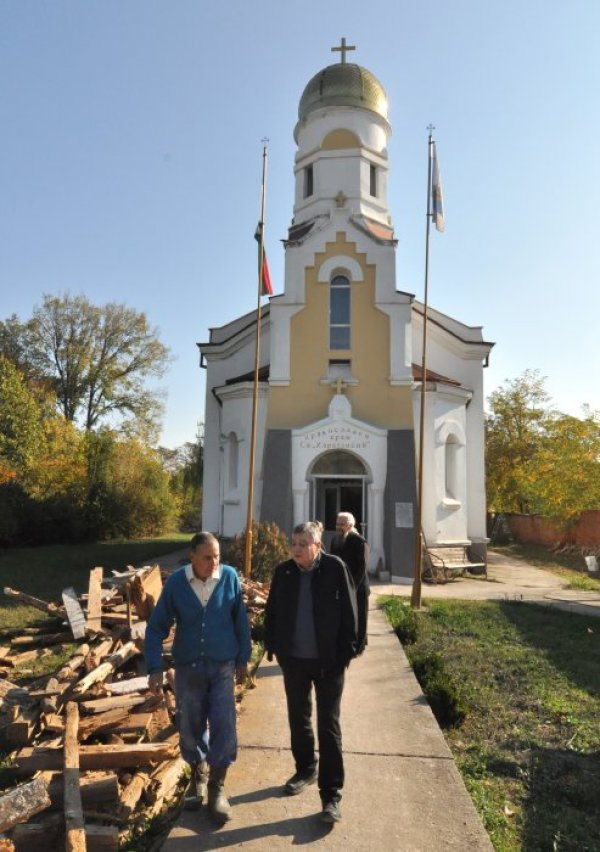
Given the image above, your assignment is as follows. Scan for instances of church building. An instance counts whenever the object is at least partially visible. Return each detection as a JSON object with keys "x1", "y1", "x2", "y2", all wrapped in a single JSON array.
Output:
[{"x1": 198, "y1": 42, "x2": 493, "y2": 582}]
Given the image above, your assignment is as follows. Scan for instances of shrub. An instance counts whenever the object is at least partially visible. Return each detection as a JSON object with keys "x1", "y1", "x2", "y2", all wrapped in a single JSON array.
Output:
[
  {"x1": 223, "y1": 521, "x2": 289, "y2": 583},
  {"x1": 410, "y1": 651, "x2": 466, "y2": 728}
]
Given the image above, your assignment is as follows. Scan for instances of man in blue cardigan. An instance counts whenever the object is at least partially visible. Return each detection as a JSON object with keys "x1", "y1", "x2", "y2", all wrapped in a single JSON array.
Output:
[{"x1": 145, "y1": 531, "x2": 251, "y2": 823}]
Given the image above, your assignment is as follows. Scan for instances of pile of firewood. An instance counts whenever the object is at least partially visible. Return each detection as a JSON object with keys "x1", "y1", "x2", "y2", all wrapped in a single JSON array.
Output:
[{"x1": 0, "y1": 563, "x2": 268, "y2": 850}]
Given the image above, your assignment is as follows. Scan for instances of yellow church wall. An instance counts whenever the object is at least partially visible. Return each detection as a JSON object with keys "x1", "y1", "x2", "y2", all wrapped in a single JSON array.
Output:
[{"x1": 267, "y1": 232, "x2": 414, "y2": 431}]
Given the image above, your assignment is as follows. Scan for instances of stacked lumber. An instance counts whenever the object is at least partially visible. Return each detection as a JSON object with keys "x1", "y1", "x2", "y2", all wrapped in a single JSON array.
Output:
[{"x1": 0, "y1": 562, "x2": 268, "y2": 849}]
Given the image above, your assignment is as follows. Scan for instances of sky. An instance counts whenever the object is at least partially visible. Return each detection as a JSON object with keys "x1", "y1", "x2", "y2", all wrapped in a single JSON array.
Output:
[{"x1": 1, "y1": 1, "x2": 599, "y2": 448}]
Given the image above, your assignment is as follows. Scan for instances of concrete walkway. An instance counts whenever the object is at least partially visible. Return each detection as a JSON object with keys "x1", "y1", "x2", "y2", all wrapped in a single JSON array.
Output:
[{"x1": 156, "y1": 548, "x2": 600, "y2": 850}]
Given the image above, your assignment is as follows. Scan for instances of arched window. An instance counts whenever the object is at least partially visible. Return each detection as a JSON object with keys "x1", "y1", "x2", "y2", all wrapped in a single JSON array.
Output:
[
  {"x1": 228, "y1": 433, "x2": 238, "y2": 490},
  {"x1": 445, "y1": 435, "x2": 459, "y2": 500},
  {"x1": 311, "y1": 451, "x2": 366, "y2": 476},
  {"x1": 330, "y1": 275, "x2": 350, "y2": 350}
]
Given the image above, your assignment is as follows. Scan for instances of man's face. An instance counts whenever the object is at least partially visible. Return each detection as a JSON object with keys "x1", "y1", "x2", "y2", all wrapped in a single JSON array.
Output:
[
  {"x1": 190, "y1": 540, "x2": 220, "y2": 580},
  {"x1": 336, "y1": 516, "x2": 351, "y2": 537},
  {"x1": 291, "y1": 533, "x2": 320, "y2": 569}
]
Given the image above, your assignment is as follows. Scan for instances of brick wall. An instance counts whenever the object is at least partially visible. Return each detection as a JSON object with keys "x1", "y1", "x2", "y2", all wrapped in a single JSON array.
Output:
[{"x1": 504, "y1": 511, "x2": 600, "y2": 548}]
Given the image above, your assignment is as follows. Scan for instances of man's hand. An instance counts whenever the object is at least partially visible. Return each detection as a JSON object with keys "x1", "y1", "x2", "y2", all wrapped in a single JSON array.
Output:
[
  {"x1": 235, "y1": 664, "x2": 248, "y2": 686},
  {"x1": 148, "y1": 671, "x2": 164, "y2": 696}
]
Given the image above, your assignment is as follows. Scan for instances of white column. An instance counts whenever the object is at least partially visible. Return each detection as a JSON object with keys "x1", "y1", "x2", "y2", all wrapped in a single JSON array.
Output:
[{"x1": 368, "y1": 485, "x2": 385, "y2": 571}]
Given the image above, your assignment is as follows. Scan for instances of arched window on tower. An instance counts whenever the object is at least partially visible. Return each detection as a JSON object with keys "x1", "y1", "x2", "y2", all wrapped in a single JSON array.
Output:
[
  {"x1": 445, "y1": 435, "x2": 459, "y2": 500},
  {"x1": 228, "y1": 432, "x2": 238, "y2": 491},
  {"x1": 330, "y1": 275, "x2": 351, "y2": 349},
  {"x1": 370, "y1": 163, "x2": 377, "y2": 197},
  {"x1": 304, "y1": 165, "x2": 313, "y2": 198}
]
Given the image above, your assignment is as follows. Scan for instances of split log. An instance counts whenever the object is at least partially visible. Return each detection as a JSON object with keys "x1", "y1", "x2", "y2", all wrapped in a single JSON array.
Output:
[
  {"x1": 10, "y1": 813, "x2": 62, "y2": 850},
  {"x1": 14, "y1": 741, "x2": 176, "y2": 773},
  {"x1": 145, "y1": 755, "x2": 186, "y2": 805},
  {"x1": 84, "y1": 825, "x2": 118, "y2": 851},
  {"x1": 45, "y1": 772, "x2": 119, "y2": 811},
  {"x1": 73, "y1": 642, "x2": 138, "y2": 695},
  {"x1": 0, "y1": 680, "x2": 31, "y2": 711},
  {"x1": 128, "y1": 566, "x2": 162, "y2": 622},
  {"x1": 0, "y1": 776, "x2": 50, "y2": 832},
  {"x1": 9, "y1": 632, "x2": 72, "y2": 649},
  {"x1": 86, "y1": 568, "x2": 103, "y2": 635},
  {"x1": 11, "y1": 818, "x2": 116, "y2": 851},
  {"x1": 118, "y1": 771, "x2": 149, "y2": 820},
  {"x1": 83, "y1": 639, "x2": 116, "y2": 672},
  {"x1": 64, "y1": 702, "x2": 86, "y2": 851},
  {"x1": 42, "y1": 713, "x2": 64, "y2": 734},
  {"x1": 80, "y1": 712, "x2": 152, "y2": 740},
  {"x1": 3, "y1": 706, "x2": 39, "y2": 747},
  {"x1": 40, "y1": 677, "x2": 60, "y2": 714},
  {"x1": 2, "y1": 587, "x2": 63, "y2": 616},
  {"x1": 62, "y1": 587, "x2": 87, "y2": 641},
  {"x1": 57, "y1": 644, "x2": 90, "y2": 679},
  {"x1": 0, "y1": 648, "x2": 54, "y2": 667}
]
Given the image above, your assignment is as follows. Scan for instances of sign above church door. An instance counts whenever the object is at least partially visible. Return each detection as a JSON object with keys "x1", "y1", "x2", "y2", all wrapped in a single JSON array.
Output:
[{"x1": 299, "y1": 423, "x2": 372, "y2": 451}]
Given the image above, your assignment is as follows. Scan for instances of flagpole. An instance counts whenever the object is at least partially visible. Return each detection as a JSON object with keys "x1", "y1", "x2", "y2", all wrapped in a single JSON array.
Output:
[
  {"x1": 410, "y1": 129, "x2": 435, "y2": 610},
  {"x1": 244, "y1": 142, "x2": 269, "y2": 578}
]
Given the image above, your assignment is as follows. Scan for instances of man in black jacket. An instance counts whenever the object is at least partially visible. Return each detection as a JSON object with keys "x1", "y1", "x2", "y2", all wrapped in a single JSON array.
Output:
[
  {"x1": 330, "y1": 511, "x2": 370, "y2": 655},
  {"x1": 264, "y1": 521, "x2": 358, "y2": 825}
]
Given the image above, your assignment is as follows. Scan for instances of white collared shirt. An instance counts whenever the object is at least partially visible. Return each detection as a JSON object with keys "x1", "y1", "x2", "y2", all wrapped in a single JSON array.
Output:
[{"x1": 185, "y1": 563, "x2": 221, "y2": 607}]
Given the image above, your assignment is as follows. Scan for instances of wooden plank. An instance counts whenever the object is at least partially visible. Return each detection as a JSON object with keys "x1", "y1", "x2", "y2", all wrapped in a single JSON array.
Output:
[
  {"x1": 2, "y1": 587, "x2": 63, "y2": 616},
  {"x1": 15, "y1": 741, "x2": 175, "y2": 773},
  {"x1": 86, "y1": 568, "x2": 104, "y2": 635},
  {"x1": 85, "y1": 825, "x2": 119, "y2": 851},
  {"x1": 103, "y1": 675, "x2": 149, "y2": 695},
  {"x1": 62, "y1": 587, "x2": 87, "y2": 641},
  {"x1": 0, "y1": 776, "x2": 51, "y2": 832},
  {"x1": 11, "y1": 813, "x2": 62, "y2": 850},
  {"x1": 79, "y1": 694, "x2": 147, "y2": 715},
  {"x1": 64, "y1": 701, "x2": 86, "y2": 851}
]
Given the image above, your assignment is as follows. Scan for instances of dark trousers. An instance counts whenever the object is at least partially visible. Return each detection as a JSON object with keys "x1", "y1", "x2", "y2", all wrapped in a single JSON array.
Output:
[{"x1": 281, "y1": 657, "x2": 345, "y2": 804}]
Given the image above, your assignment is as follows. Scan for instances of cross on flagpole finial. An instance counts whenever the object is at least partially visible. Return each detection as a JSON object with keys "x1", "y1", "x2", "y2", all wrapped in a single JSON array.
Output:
[
  {"x1": 426, "y1": 124, "x2": 435, "y2": 135},
  {"x1": 331, "y1": 37, "x2": 356, "y2": 64}
]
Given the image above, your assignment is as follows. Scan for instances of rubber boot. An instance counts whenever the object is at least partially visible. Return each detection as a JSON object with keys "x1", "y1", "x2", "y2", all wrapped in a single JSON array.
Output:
[
  {"x1": 184, "y1": 761, "x2": 208, "y2": 810},
  {"x1": 207, "y1": 765, "x2": 232, "y2": 823}
]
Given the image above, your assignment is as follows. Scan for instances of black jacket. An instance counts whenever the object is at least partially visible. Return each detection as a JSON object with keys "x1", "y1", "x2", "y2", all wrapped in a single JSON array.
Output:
[{"x1": 264, "y1": 553, "x2": 358, "y2": 671}]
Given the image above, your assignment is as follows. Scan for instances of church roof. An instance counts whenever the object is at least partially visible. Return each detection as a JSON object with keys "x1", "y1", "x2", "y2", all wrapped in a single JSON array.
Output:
[
  {"x1": 412, "y1": 364, "x2": 462, "y2": 387},
  {"x1": 298, "y1": 62, "x2": 388, "y2": 122}
]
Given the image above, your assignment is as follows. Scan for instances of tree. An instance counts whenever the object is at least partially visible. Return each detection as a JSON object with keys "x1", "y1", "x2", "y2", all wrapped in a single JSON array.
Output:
[
  {"x1": 486, "y1": 370, "x2": 550, "y2": 513},
  {"x1": 0, "y1": 355, "x2": 44, "y2": 476},
  {"x1": 531, "y1": 409, "x2": 600, "y2": 523},
  {"x1": 163, "y1": 425, "x2": 204, "y2": 530},
  {"x1": 27, "y1": 294, "x2": 171, "y2": 435}
]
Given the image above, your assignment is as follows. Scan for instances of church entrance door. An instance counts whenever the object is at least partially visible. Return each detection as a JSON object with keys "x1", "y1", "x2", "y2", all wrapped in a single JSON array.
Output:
[{"x1": 309, "y1": 451, "x2": 368, "y2": 549}]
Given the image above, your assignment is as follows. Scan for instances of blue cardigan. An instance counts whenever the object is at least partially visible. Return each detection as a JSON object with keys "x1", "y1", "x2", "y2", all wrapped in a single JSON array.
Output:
[{"x1": 145, "y1": 564, "x2": 252, "y2": 674}]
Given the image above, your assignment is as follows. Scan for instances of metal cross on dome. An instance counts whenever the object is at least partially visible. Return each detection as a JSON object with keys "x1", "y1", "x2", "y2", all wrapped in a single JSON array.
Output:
[{"x1": 331, "y1": 37, "x2": 356, "y2": 64}]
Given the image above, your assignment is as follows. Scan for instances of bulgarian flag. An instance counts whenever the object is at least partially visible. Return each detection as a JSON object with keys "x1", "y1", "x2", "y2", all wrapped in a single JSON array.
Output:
[{"x1": 254, "y1": 222, "x2": 273, "y2": 296}]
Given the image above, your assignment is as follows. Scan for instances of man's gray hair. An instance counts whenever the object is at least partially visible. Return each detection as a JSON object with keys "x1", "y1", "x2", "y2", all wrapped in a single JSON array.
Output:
[
  {"x1": 190, "y1": 531, "x2": 219, "y2": 550},
  {"x1": 337, "y1": 512, "x2": 356, "y2": 528},
  {"x1": 293, "y1": 521, "x2": 323, "y2": 543}
]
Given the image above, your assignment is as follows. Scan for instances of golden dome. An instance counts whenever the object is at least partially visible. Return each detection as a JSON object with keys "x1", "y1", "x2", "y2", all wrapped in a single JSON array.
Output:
[{"x1": 298, "y1": 63, "x2": 388, "y2": 122}]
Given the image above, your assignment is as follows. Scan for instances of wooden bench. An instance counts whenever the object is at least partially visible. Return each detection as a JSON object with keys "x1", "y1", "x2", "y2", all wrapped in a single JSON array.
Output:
[{"x1": 424, "y1": 545, "x2": 486, "y2": 584}]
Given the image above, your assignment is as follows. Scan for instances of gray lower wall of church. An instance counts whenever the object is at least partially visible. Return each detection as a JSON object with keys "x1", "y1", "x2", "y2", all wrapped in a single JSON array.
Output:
[
  {"x1": 384, "y1": 430, "x2": 417, "y2": 580},
  {"x1": 260, "y1": 429, "x2": 294, "y2": 536}
]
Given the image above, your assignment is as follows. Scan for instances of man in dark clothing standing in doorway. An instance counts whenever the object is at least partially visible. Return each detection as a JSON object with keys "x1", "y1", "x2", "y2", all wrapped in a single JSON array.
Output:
[
  {"x1": 330, "y1": 511, "x2": 370, "y2": 655},
  {"x1": 264, "y1": 521, "x2": 357, "y2": 825}
]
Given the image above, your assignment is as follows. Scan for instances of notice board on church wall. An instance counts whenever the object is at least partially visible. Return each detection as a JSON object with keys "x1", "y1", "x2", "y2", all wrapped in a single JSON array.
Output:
[{"x1": 395, "y1": 502, "x2": 413, "y2": 529}]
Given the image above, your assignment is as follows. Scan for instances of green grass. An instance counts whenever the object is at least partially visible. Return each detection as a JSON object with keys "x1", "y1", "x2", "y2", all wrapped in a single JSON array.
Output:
[
  {"x1": 0, "y1": 533, "x2": 190, "y2": 604},
  {"x1": 380, "y1": 595, "x2": 600, "y2": 851},
  {"x1": 492, "y1": 543, "x2": 600, "y2": 592}
]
